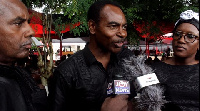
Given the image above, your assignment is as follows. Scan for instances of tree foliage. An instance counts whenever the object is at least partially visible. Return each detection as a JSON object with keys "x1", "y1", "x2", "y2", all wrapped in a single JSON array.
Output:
[
  {"x1": 116, "y1": 0, "x2": 199, "y2": 44},
  {"x1": 22, "y1": 0, "x2": 199, "y2": 43}
]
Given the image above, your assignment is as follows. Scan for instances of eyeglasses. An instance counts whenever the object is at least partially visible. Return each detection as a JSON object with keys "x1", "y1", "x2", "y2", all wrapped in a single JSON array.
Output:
[{"x1": 173, "y1": 31, "x2": 199, "y2": 43}]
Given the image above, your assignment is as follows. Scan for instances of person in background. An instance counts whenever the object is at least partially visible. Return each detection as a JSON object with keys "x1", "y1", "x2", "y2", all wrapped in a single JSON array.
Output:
[
  {"x1": 166, "y1": 47, "x2": 171, "y2": 57},
  {"x1": 161, "y1": 54, "x2": 167, "y2": 61},
  {"x1": 151, "y1": 10, "x2": 199, "y2": 111},
  {"x1": 60, "y1": 55, "x2": 66, "y2": 62},
  {"x1": 0, "y1": 0, "x2": 48, "y2": 111},
  {"x1": 153, "y1": 54, "x2": 160, "y2": 63},
  {"x1": 48, "y1": 1, "x2": 134, "y2": 111},
  {"x1": 145, "y1": 56, "x2": 153, "y2": 65},
  {"x1": 67, "y1": 54, "x2": 71, "y2": 58}
]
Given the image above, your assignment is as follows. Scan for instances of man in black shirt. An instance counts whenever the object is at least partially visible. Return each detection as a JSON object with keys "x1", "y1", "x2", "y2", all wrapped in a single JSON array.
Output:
[{"x1": 48, "y1": 1, "x2": 133, "y2": 111}]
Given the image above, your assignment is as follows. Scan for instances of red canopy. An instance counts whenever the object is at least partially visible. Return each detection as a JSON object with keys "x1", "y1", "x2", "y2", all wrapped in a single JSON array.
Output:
[
  {"x1": 30, "y1": 23, "x2": 80, "y2": 39},
  {"x1": 28, "y1": 9, "x2": 80, "y2": 39},
  {"x1": 134, "y1": 21, "x2": 174, "y2": 40}
]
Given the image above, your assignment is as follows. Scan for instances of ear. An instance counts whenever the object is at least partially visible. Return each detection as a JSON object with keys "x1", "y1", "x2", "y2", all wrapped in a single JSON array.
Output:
[{"x1": 88, "y1": 20, "x2": 96, "y2": 34}]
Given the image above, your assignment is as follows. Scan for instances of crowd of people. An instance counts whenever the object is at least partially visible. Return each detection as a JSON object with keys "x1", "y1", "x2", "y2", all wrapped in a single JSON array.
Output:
[{"x1": 0, "y1": 0, "x2": 199, "y2": 111}]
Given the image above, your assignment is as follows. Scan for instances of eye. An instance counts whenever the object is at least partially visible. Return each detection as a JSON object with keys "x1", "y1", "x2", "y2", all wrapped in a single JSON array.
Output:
[
  {"x1": 122, "y1": 25, "x2": 127, "y2": 30},
  {"x1": 174, "y1": 31, "x2": 181, "y2": 36},
  {"x1": 108, "y1": 25, "x2": 118, "y2": 30},
  {"x1": 14, "y1": 21, "x2": 23, "y2": 27},
  {"x1": 28, "y1": 19, "x2": 31, "y2": 24},
  {"x1": 186, "y1": 34, "x2": 195, "y2": 39}
]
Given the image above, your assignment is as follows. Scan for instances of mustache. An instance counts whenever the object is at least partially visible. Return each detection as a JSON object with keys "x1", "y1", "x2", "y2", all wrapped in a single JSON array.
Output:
[
  {"x1": 114, "y1": 38, "x2": 126, "y2": 43},
  {"x1": 21, "y1": 39, "x2": 32, "y2": 47},
  {"x1": 23, "y1": 35, "x2": 33, "y2": 46}
]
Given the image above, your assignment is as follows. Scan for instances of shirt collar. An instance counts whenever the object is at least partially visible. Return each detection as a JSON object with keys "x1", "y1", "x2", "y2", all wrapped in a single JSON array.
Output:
[
  {"x1": 83, "y1": 43, "x2": 97, "y2": 66},
  {"x1": 83, "y1": 43, "x2": 123, "y2": 67}
]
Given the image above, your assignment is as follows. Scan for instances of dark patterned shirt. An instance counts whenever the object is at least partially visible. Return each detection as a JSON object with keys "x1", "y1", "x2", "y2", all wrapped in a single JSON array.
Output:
[
  {"x1": 48, "y1": 44, "x2": 134, "y2": 111},
  {"x1": 151, "y1": 61, "x2": 199, "y2": 111}
]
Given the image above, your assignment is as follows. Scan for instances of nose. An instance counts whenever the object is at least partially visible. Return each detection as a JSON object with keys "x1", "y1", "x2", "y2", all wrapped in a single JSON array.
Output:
[
  {"x1": 177, "y1": 35, "x2": 186, "y2": 43},
  {"x1": 116, "y1": 27, "x2": 127, "y2": 38},
  {"x1": 25, "y1": 23, "x2": 35, "y2": 38}
]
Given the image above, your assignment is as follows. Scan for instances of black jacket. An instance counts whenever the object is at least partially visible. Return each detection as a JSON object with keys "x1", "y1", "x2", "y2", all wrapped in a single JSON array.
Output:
[{"x1": 0, "y1": 65, "x2": 48, "y2": 111}]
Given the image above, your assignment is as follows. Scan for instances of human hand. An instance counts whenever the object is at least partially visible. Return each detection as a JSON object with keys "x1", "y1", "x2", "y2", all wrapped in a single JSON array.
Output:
[{"x1": 101, "y1": 95, "x2": 129, "y2": 111}]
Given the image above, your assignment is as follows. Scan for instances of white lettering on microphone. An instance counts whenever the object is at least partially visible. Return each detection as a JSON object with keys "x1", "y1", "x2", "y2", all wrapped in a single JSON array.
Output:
[
  {"x1": 115, "y1": 87, "x2": 129, "y2": 93},
  {"x1": 116, "y1": 81, "x2": 129, "y2": 87},
  {"x1": 114, "y1": 80, "x2": 130, "y2": 94}
]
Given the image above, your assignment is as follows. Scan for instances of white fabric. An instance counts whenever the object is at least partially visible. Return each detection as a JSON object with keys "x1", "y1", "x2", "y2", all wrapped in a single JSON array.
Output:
[{"x1": 175, "y1": 10, "x2": 199, "y2": 26}]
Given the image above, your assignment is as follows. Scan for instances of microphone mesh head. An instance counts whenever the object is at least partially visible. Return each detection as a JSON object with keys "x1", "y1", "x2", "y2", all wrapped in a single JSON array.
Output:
[{"x1": 122, "y1": 55, "x2": 167, "y2": 111}]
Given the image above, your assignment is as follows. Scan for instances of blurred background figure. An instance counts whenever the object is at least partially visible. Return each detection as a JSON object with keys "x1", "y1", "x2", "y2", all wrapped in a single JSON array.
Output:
[
  {"x1": 161, "y1": 54, "x2": 167, "y2": 61},
  {"x1": 145, "y1": 57, "x2": 153, "y2": 65}
]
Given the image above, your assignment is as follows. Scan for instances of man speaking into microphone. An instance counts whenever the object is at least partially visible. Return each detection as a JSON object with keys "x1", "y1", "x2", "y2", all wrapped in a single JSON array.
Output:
[{"x1": 48, "y1": 1, "x2": 135, "y2": 111}]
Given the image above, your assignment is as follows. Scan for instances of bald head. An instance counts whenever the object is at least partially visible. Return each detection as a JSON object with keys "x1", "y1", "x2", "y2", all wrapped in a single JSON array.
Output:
[{"x1": 0, "y1": 0, "x2": 27, "y2": 16}]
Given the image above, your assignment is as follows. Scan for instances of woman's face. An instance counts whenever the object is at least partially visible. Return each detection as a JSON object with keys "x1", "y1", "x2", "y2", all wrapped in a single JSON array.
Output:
[{"x1": 172, "y1": 23, "x2": 199, "y2": 58}]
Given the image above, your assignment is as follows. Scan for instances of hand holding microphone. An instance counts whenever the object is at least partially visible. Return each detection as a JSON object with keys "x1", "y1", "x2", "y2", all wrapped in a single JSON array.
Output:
[
  {"x1": 122, "y1": 55, "x2": 167, "y2": 111},
  {"x1": 102, "y1": 75, "x2": 131, "y2": 111},
  {"x1": 101, "y1": 95, "x2": 129, "y2": 111}
]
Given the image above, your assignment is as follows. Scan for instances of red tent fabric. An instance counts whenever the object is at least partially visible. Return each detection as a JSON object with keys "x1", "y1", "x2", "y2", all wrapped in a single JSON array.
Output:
[
  {"x1": 30, "y1": 22, "x2": 80, "y2": 39},
  {"x1": 134, "y1": 21, "x2": 174, "y2": 39},
  {"x1": 28, "y1": 9, "x2": 80, "y2": 39},
  {"x1": 28, "y1": 9, "x2": 43, "y2": 24},
  {"x1": 30, "y1": 23, "x2": 60, "y2": 39}
]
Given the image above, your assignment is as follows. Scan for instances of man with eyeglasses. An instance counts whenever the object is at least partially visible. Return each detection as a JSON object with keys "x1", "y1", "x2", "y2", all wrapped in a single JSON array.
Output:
[{"x1": 150, "y1": 10, "x2": 199, "y2": 111}]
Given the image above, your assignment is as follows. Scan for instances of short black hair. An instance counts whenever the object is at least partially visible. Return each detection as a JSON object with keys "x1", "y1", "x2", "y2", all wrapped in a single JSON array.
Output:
[{"x1": 87, "y1": 0, "x2": 122, "y2": 24}]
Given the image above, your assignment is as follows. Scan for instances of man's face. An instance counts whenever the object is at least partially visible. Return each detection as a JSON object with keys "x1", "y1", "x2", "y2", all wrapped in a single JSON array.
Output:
[
  {"x1": 92, "y1": 4, "x2": 127, "y2": 54},
  {"x1": 172, "y1": 23, "x2": 199, "y2": 58},
  {"x1": 0, "y1": 0, "x2": 35, "y2": 64}
]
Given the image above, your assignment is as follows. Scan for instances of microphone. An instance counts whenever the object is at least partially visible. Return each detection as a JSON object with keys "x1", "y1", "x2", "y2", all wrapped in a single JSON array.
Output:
[{"x1": 122, "y1": 55, "x2": 167, "y2": 111}]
